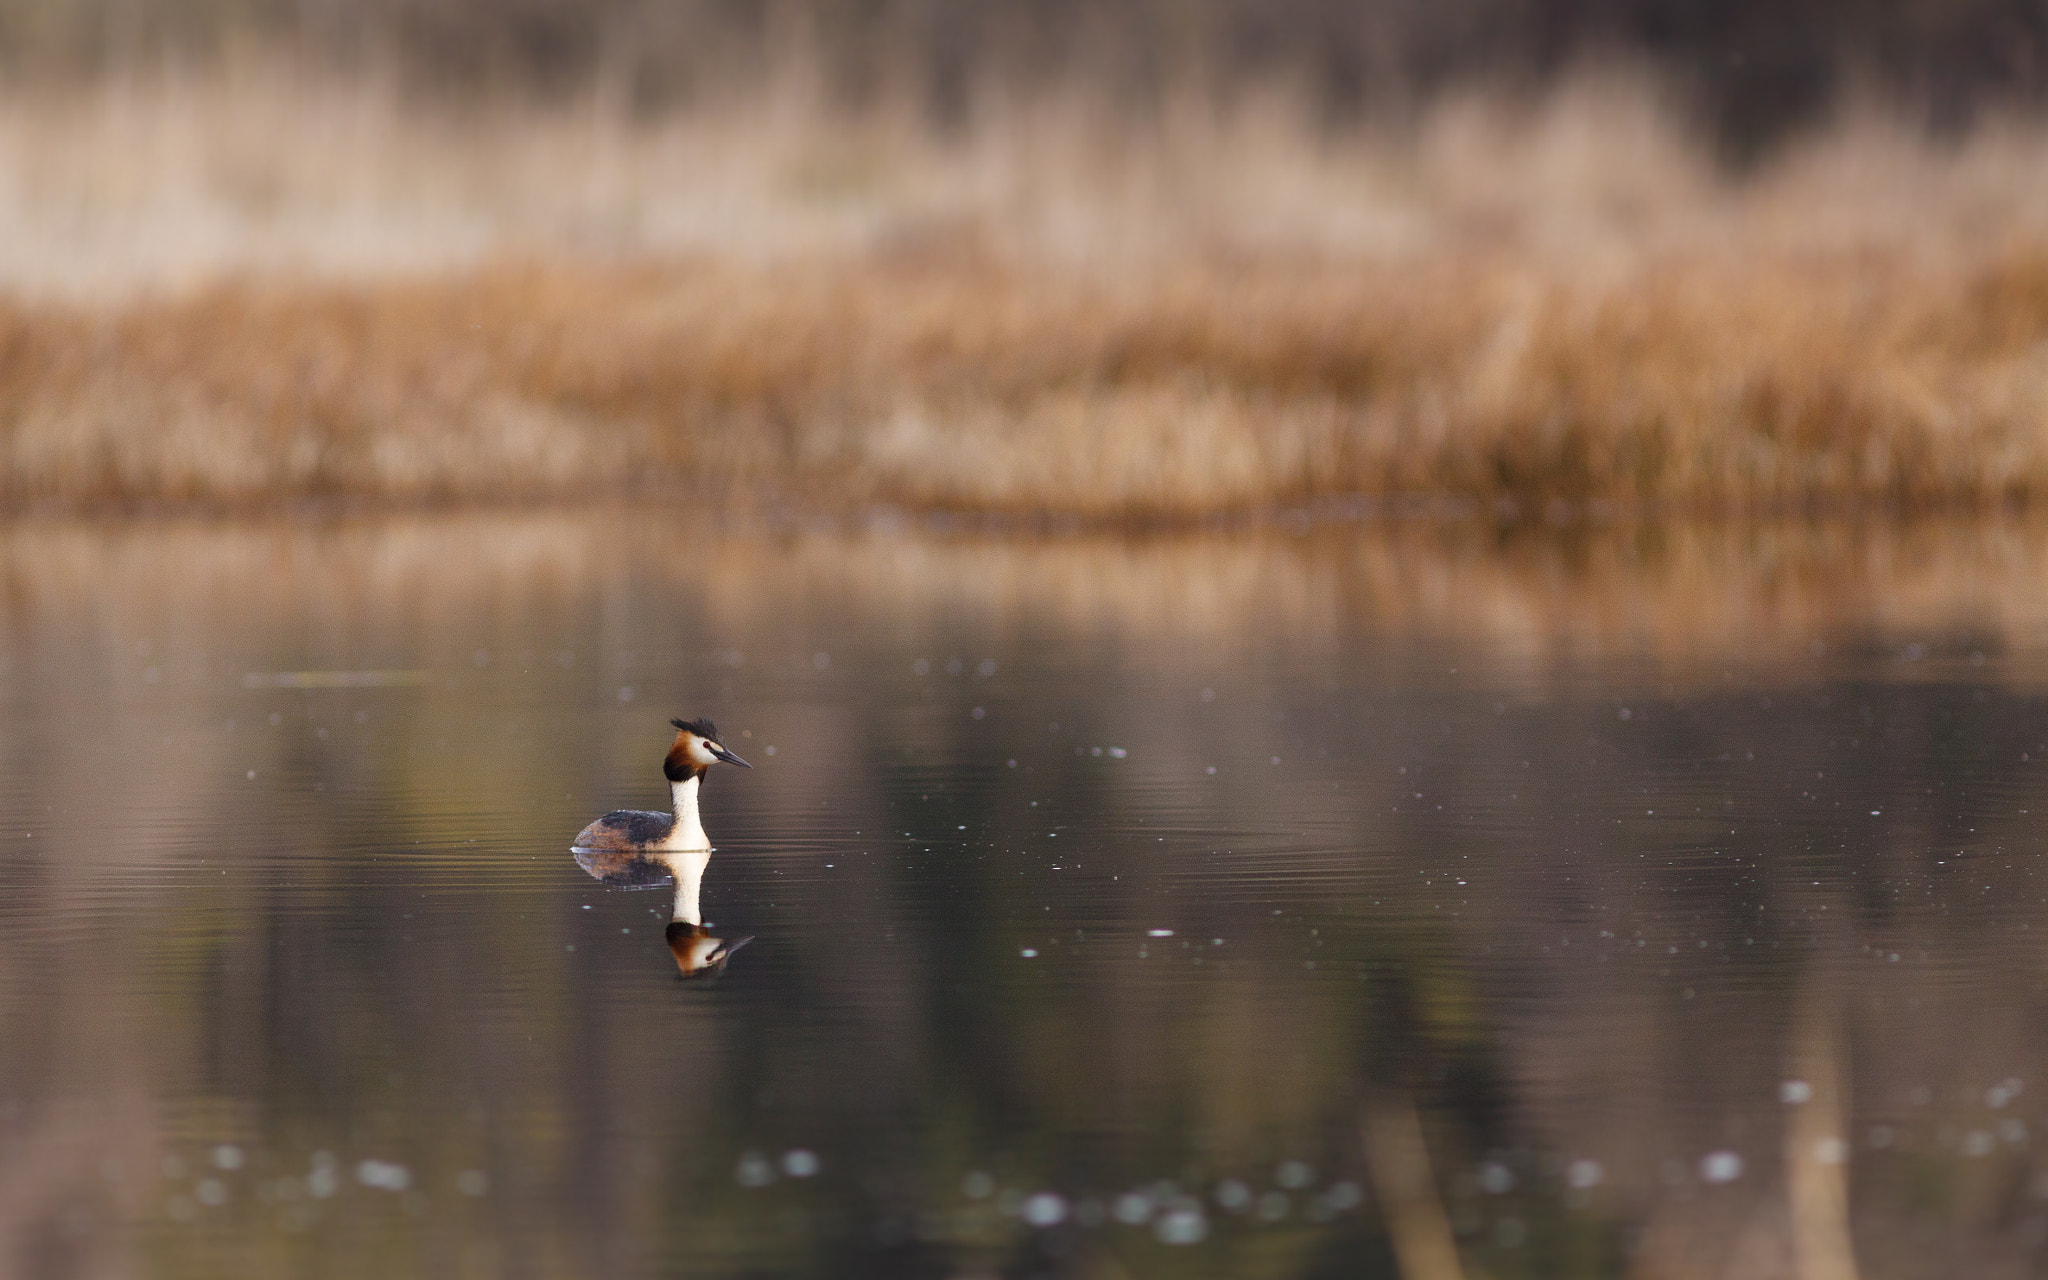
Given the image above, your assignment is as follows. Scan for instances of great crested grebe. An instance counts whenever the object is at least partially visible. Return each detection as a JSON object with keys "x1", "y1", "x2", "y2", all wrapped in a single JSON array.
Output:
[{"x1": 572, "y1": 717, "x2": 751, "y2": 854}]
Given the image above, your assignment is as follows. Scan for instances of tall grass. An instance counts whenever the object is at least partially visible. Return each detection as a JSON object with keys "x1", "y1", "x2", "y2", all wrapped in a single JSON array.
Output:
[{"x1": 9, "y1": 70, "x2": 2048, "y2": 516}]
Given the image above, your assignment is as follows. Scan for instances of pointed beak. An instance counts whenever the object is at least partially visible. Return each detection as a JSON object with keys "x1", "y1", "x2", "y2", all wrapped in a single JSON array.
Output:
[{"x1": 709, "y1": 743, "x2": 752, "y2": 768}]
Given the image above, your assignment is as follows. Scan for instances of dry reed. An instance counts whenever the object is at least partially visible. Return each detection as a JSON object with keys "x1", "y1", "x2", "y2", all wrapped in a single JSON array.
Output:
[{"x1": 8, "y1": 70, "x2": 2048, "y2": 516}]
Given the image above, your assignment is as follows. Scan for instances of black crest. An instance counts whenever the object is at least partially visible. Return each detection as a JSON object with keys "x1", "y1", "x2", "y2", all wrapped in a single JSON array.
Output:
[{"x1": 670, "y1": 717, "x2": 718, "y2": 741}]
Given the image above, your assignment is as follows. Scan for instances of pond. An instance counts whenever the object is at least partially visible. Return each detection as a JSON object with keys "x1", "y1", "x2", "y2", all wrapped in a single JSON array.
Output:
[{"x1": 4, "y1": 514, "x2": 2048, "y2": 1279}]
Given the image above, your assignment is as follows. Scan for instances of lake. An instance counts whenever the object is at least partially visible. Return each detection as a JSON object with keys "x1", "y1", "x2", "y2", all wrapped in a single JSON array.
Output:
[{"x1": 4, "y1": 513, "x2": 2048, "y2": 1280}]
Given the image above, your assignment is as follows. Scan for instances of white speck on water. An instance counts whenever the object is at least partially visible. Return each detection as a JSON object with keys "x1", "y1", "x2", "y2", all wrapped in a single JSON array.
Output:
[
  {"x1": 1155, "y1": 1207, "x2": 1208, "y2": 1244},
  {"x1": 1871, "y1": 810, "x2": 1881, "y2": 816},
  {"x1": 1478, "y1": 1163, "x2": 1515, "y2": 1193},
  {"x1": 1271, "y1": 756, "x2": 1281, "y2": 765},
  {"x1": 356, "y1": 1160, "x2": 410, "y2": 1191},
  {"x1": 1618, "y1": 707, "x2": 1632, "y2": 720},
  {"x1": 1814, "y1": 1138, "x2": 1848, "y2": 1164},
  {"x1": 1007, "y1": 759, "x2": 1017, "y2": 767},
  {"x1": 735, "y1": 1152, "x2": 775, "y2": 1187},
  {"x1": 1108, "y1": 747, "x2": 1127, "y2": 758},
  {"x1": 963, "y1": 1171, "x2": 995, "y2": 1198},
  {"x1": 1781, "y1": 1080, "x2": 1813, "y2": 1104},
  {"x1": 213, "y1": 1145, "x2": 243, "y2": 1170},
  {"x1": 1113, "y1": 1191, "x2": 1154, "y2": 1224},
  {"x1": 1215, "y1": 1179, "x2": 1251, "y2": 1210},
  {"x1": 1277, "y1": 1161, "x2": 1313, "y2": 1189},
  {"x1": 246, "y1": 771, "x2": 256, "y2": 780},
  {"x1": 306, "y1": 1168, "x2": 339, "y2": 1199},
  {"x1": 1965, "y1": 1131, "x2": 1996, "y2": 1157},
  {"x1": 1021, "y1": 1192, "x2": 1067, "y2": 1227},
  {"x1": 1148, "y1": 929, "x2": 1174, "y2": 937},
  {"x1": 781, "y1": 1150, "x2": 821, "y2": 1178},
  {"x1": 1206, "y1": 766, "x2": 1217, "y2": 774},
  {"x1": 195, "y1": 1178, "x2": 227, "y2": 1206},
  {"x1": 581, "y1": 904, "x2": 591, "y2": 910},
  {"x1": 2002, "y1": 1118, "x2": 2029, "y2": 1144},
  {"x1": 1567, "y1": 1159, "x2": 1604, "y2": 1189},
  {"x1": 1020, "y1": 949, "x2": 1038, "y2": 958},
  {"x1": 1324, "y1": 1180, "x2": 1363, "y2": 1210},
  {"x1": 1700, "y1": 1152, "x2": 1744, "y2": 1183}
]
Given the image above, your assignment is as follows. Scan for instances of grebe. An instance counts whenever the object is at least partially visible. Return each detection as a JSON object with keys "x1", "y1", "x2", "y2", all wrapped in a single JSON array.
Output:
[{"x1": 572, "y1": 717, "x2": 751, "y2": 853}]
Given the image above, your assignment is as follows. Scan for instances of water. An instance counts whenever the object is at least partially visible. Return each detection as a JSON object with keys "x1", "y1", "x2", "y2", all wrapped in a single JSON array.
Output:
[{"x1": 6, "y1": 515, "x2": 2048, "y2": 1279}]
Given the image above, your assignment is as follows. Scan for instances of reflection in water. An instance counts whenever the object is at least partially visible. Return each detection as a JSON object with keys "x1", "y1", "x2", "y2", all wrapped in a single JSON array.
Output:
[
  {"x1": 573, "y1": 847, "x2": 752, "y2": 978},
  {"x1": 8, "y1": 514, "x2": 2048, "y2": 1277}
]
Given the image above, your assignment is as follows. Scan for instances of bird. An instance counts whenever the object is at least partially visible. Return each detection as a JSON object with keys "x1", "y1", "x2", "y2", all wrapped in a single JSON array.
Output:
[{"x1": 572, "y1": 717, "x2": 752, "y2": 854}]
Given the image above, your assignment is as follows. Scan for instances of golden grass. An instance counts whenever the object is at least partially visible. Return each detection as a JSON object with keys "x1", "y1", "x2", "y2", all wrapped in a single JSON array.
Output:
[{"x1": 10, "y1": 70, "x2": 2048, "y2": 516}]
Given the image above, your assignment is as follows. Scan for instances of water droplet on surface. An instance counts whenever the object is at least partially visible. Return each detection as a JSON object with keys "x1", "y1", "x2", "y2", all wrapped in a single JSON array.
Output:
[
  {"x1": 1700, "y1": 1152, "x2": 1744, "y2": 1183},
  {"x1": 356, "y1": 1160, "x2": 410, "y2": 1192},
  {"x1": 780, "y1": 1150, "x2": 820, "y2": 1178},
  {"x1": 735, "y1": 1152, "x2": 775, "y2": 1187},
  {"x1": 1021, "y1": 1192, "x2": 1067, "y2": 1227},
  {"x1": 1155, "y1": 1206, "x2": 1207, "y2": 1244}
]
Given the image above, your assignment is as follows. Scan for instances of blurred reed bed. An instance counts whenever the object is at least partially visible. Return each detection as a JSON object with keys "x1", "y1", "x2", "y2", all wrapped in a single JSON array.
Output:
[{"x1": 10, "y1": 71, "x2": 2048, "y2": 515}]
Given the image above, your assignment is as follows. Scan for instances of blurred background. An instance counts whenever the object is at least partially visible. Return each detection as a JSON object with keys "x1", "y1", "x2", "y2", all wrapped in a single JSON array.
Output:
[
  {"x1": 5, "y1": 0, "x2": 2048, "y2": 513},
  {"x1": 11, "y1": 5, "x2": 2048, "y2": 1280}
]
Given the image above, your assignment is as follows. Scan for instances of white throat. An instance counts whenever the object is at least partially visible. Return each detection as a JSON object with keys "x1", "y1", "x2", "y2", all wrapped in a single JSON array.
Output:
[{"x1": 667, "y1": 775, "x2": 710, "y2": 852}]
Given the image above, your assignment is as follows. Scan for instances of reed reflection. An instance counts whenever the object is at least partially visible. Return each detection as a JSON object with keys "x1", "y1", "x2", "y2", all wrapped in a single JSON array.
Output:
[{"x1": 573, "y1": 847, "x2": 753, "y2": 979}]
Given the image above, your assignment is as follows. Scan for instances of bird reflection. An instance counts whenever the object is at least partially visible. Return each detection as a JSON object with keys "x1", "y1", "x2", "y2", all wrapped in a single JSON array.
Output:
[{"x1": 573, "y1": 847, "x2": 753, "y2": 979}]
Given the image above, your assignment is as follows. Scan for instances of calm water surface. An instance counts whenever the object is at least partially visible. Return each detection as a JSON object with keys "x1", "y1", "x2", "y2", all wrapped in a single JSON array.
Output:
[{"x1": 6, "y1": 516, "x2": 2048, "y2": 1279}]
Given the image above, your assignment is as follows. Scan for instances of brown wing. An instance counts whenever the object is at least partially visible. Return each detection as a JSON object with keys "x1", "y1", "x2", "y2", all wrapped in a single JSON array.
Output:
[{"x1": 571, "y1": 808, "x2": 674, "y2": 851}]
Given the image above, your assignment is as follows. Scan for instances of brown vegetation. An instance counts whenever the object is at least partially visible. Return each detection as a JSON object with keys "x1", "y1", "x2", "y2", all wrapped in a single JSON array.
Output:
[{"x1": 8, "y1": 74, "x2": 2048, "y2": 517}]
